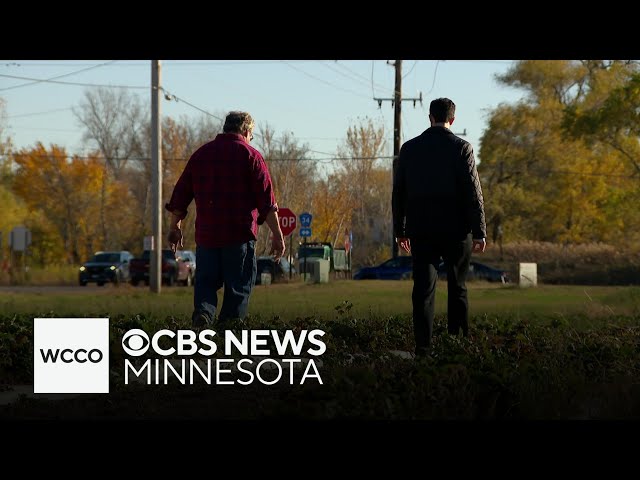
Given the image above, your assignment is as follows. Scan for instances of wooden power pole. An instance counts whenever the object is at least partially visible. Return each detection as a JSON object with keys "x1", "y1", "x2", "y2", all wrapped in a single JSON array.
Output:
[
  {"x1": 374, "y1": 60, "x2": 422, "y2": 258},
  {"x1": 150, "y1": 60, "x2": 162, "y2": 293}
]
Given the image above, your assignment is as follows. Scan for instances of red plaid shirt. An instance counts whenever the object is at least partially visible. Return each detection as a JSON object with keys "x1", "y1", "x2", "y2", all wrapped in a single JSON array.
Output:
[{"x1": 165, "y1": 133, "x2": 277, "y2": 248}]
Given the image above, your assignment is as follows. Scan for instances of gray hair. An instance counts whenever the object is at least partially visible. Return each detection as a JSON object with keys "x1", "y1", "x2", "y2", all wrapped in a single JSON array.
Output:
[{"x1": 223, "y1": 111, "x2": 255, "y2": 134}]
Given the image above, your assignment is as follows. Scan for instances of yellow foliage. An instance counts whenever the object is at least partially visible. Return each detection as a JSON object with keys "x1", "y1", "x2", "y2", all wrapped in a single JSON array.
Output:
[
  {"x1": 12, "y1": 143, "x2": 106, "y2": 262},
  {"x1": 479, "y1": 60, "x2": 640, "y2": 247}
]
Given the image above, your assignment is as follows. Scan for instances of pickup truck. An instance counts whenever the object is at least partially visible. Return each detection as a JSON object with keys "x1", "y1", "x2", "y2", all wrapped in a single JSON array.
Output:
[
  {"x1": 297, "y1": 242, "x2": 349, "y2": 275},
  {"x1": 129, "y1": 249, "x2": 191, "y2": 286}
]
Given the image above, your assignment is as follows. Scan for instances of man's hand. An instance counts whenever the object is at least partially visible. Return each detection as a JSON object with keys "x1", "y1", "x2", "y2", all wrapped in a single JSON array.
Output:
[
  {"x1": 270, "y1": 235, "x2": 286, "y2": 262},
  {"x1": 168, "y1": 227, "x2": 183, "y2": 254},
  {"x1": 472, "y1": 238, "x2": 486, "y2": 253},
  {"x1": 396, "y1": 237, "x2": 411, "y2": 254}
]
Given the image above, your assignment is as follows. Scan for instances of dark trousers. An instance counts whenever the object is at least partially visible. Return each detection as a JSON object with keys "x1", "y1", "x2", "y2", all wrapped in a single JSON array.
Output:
[
  {"x1": 193, "y1": 240, "x2": 256, "y2": 325},
  {"x1": 410, "y1": 233, "x2": 473, "y2": 352}
]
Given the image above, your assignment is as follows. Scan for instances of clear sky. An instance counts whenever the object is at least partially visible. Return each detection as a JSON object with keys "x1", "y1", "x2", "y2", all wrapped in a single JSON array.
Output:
[{"x1": 0, "y1": 60, "x2": 526, "y2": 164}]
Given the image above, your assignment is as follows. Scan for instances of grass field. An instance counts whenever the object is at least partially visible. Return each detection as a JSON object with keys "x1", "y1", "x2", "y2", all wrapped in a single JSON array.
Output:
[
  {"x1": 3, "y1": 280, "x2": 640, "y2": 419},
  {"x1": 2, "y1": 280, "x2": 639, "y2": 326}
]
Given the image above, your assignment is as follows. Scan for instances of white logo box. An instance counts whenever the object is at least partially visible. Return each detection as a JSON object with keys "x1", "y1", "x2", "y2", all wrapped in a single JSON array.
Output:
[{"x1": 34, "y1": 318, "x2": 109, "y2": 394}]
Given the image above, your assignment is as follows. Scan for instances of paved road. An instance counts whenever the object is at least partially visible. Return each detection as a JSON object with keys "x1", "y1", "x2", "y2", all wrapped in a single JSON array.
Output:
[{"x1": 0, "y1": 285, "x2": 164, "y2": 294}]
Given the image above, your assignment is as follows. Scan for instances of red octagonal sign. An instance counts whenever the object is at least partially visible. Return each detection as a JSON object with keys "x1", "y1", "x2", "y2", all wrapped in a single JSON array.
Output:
[{"x1": 278, "y1": 207, "x2": 297, "y2": 237}]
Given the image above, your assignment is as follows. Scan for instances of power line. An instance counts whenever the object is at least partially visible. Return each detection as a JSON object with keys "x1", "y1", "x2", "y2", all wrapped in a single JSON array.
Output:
[
  {"x1": 280, "y1": 61, "x2": 372, "y2": 100},
  {"x1": 401, "y1": 111, "x2": 407, "y2": 143},
  {"x1": 0, "y1": 61, "x2": 118, "y2": 92},
  {"x1": 10, "y1": 152, "x2": 394, "y2": 163},
  {"x1": 292, "y1": 136, "x2": 344, "y2": 141},
  {"x1": 0, "y1": 73, "x2": 147, "y2": 90},
  {"x1": 7, "y1": 126, "x2": 79, "y2": 132},
  {"x1": 426, "y1": 60, "x2": 441, "y2": 95},
  {"x1": 7, "y1": 107, "x2": 73, "y2": 118},
  {"x1": 319, "y1": 61, "x2": 373, "y2": 89},
  {"x1": 3, "y1": 60, "x2": 320, "y2": 67},
  {"x1": 161, "y1": 89, "x2": 337, "y2": 147},
  {"x1": 371, "y1": 60, "x2": 376, "y2": 98},
  {"x1": 308, "y1": 148, "x2": 338, "y2": 156},
  {"x1": 332, "y1": 61, "x2": 388, "y2": 91},
  {"x1": 160, "y1": 87, "x2": 224, "y2": 120},
  {"x1": 448, "y1": 60, "x2": 514, "y2": 65},
  {"x1": 402, "y1": 60, "x2": 419, "y2": 79},
  {"x1": 420, "y1": 61, "x2": 442, "y2": 116},
  {"x1": 140, "y1": 86, "x2": 342, "y2": 149}
]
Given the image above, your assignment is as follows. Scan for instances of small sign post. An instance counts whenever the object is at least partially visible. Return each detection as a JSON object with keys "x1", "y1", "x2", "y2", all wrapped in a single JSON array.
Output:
[{"x1": 277, "y1": 208, "x2": 297, "y2": 280}]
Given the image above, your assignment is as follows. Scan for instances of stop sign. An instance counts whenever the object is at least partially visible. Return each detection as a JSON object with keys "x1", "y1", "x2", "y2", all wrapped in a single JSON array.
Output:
[{"x1": 278, "y1": 207, "x2": 297, "y2": 237}]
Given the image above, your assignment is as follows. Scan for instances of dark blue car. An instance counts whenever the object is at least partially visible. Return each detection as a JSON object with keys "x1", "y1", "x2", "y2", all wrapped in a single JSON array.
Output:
[
  {"x1": 353, "y1": 256, "x2": 413, "y2": 280},
  {"x1": 438, "y1": 261, "x2": 509, "y2": 283},
  {"x1": 353, "y1": 256, "x2": 509, "y2": 283}
]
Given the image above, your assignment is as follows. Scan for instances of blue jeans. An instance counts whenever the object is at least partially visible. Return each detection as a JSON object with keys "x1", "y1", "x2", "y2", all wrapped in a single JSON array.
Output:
[{"x1": 193, "y1": 240, "x2": 256, "y2": 325}]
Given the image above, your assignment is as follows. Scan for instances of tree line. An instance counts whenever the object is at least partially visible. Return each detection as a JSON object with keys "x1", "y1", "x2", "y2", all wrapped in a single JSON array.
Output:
[
  {"x1": 2, "y1": 60, "x2": 639, "y2": 270},
  {"x1": 0, "y1": 90, "x2": 393, "y2": 268}
]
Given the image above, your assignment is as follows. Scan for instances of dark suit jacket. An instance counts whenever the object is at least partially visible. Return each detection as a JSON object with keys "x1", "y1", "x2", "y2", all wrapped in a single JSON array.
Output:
[{"x1": 392, "y1": 126, "x2": 486, "y2": 240}]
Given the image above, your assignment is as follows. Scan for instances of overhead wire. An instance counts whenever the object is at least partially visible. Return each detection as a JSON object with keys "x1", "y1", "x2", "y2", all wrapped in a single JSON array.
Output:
[
  {"x1": 402, "y1": 60, "x2": 419, "y2": 79},
  {"x1": 280, "y1": 61, "x2": 372, "y2": 100},
  {"x1": 0, "y1": 61, "x2": 119, "y2": 92},
  {"x1": 328, "y1": 61, "x2": 389, "y2": 91},
  {"x1": 319, "y1": 62, "x2": 373, "y2": 89},
  {"x1": 0, "y1": 73, "x2": 147, "y2": 90},
  {"x1": 2, "y1": 60, "x2": 320, "y2": 67},
  {"x1": 7, "y1": 107, "x2": 73, "y2": 118},
  {"x1": 160, "y1": 87, "x2": 224, "y2": 121}
]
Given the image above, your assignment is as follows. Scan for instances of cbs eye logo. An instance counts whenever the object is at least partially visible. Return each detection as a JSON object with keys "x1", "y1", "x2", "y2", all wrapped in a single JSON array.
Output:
[{"x1": 121, "y1": 329, "x2": 150, "y2": 356}]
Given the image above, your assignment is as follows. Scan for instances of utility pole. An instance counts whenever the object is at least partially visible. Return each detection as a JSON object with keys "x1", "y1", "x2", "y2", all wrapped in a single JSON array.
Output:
[
  {"x1": 150, "y1": 60, "x2": 162, "y2": 293},
  {"x1": 374, "y1": 60, "x2": 423, "y2": 258}
]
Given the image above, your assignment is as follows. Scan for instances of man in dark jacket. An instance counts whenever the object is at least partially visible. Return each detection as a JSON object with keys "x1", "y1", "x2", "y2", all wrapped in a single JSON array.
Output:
[{"x1": 392, "y1": 97, "x2": 486, "y2": 356}]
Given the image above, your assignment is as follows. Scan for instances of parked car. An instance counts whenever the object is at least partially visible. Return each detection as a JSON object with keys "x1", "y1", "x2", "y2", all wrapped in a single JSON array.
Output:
[
  {"x1": 256, "y1": 256, "x2": 296, "y2": 284},
  {"x1": 79, "y1": 251, "x2": 134, "y2": 286},
  {"x1": 176, "y1": 250, "x2": 196, "y2": 286},
  {"x1": 353, "y1": 256, "x2": 413, "y2": 280},
  {"x1": 438, "y1": 261, "x2": 510, "y2": 283},
  {"x1": 129, "y1": 249, "x2": 191, "y2": 286}
]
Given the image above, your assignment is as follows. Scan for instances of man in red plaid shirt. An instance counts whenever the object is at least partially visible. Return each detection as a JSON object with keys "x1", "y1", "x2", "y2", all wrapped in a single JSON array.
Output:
[{"x1": 165, "y1": 111, "x2": 285, "y2": 328}]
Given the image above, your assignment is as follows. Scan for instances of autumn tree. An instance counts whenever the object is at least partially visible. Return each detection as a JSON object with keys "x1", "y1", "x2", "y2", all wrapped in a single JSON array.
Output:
[
  {"x1": 478, "y1": 60, "x2": 639, "y2": 246},
  {"x1": 12, "y1": 144, "x2": 106, "y2": 263},
  {"x1": 73, "y1": 87, "x2": 147, "y2": 250},
  {"x1": 24, "y1": 211, "x2": 66, "y2": 267},
  {"x1": 561, "y1": 63, "x2": 640, "y2": 246},
  {"x1": 333, "y1": 117, "x2": 390, "y2": 267},
  {"x1": 311, "y1": 172, "x2": 353, "y2": 246},
  {"x1": 0, "y1": 184, "x2": 30, "y2": 265},
  {"x1": 254, "y1": 125, "x2": 316, "y2": 257},
  {"x1": 0, "y1": 97, "x2": 13, "y2": 187}
]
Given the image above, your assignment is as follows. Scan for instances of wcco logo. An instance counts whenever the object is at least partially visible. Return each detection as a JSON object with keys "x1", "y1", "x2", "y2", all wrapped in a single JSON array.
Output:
[
  {"x1": 34, "y1": 318, "x2": 109, "y2": 394},
  {"x1": 40, "y1": 348, "x2": 104, "y2": 364}
]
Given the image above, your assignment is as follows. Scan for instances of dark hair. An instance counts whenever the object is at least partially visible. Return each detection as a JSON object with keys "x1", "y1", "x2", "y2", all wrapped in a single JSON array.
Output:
[
  {"x1": 429, "y1": 98, "x2": 456, "y2": 123},
  {"x1": 223, "y1": 111, "x2": 254, "y2": 134}
]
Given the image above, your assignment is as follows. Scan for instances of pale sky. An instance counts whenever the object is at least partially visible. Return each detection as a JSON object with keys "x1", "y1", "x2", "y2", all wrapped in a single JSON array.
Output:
[{"x1": 0, "y1": 60, "x2": 526, "y2": 164}]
